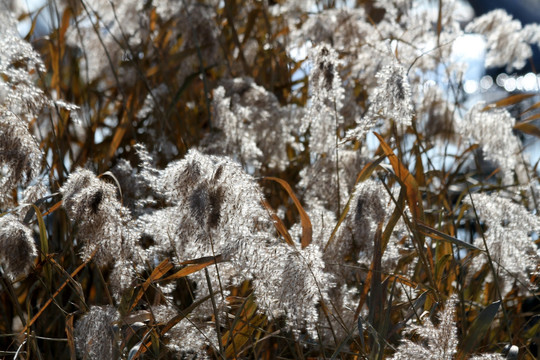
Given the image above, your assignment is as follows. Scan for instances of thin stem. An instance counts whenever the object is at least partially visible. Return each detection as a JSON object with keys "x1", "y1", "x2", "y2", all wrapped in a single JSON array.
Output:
[{"x1": 466, "y1": 187, "x2": 513, "y2": 341}]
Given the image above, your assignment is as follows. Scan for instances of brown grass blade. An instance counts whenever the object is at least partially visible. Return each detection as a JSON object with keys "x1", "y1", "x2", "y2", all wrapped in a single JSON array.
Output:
[
  {"x1": 436, "y1": 0, "x2": 443, "y2": 44},
  {"x1": 31, "y1": 204, "x2": 51, "y2": 285},
  {"x1": 48, "y1": 42, "x2": 60, "y2": 94},
  {"x1": 374, "y1": 133, "x2": 439, "y2": 289},
  {"x1": 514, "y1": 122, "x2": 540, "y2": 138},
  {"x1": 222, "y1": 296, "x2": 266, "y2": 358},
  {"x1": 356, "y1": 155, "x2": 386, "y2": 183},
  {"x1": 178, "y1": 255, "x2": 223, "y2": 265},
  {"x1": 324, "y1": 193, "x2": 352, "y2": 253},
  {"x1": 520, "y1": 112, "x2": 540, "y2": 123},
  {"x1": 484, "y1": 93, "x2": 535, "y2": 109},
  {"x1": 65, "y1": 314, "x2": 76, "y2": 360},
  {"x1": 43, "y1": 200, "x2": 63, "y2": 216},
  {"x1": 22, "y1": 5, "x2": 45, "y2": 41},
  {"x1": 58, "y1": 7, "x2": 71, "y2": 59},
  {"x1": 374, "y1": 132, "x2": 423, "y2": 220},
  {"x1": 261, "y1": 199, "x2": 295, "y2": 247},
  {"x1": 159, "y1": 257, "x2": 222, "y2": 282},
  {"x1": 129, "y1": 259, "x2": 173, "y2": 312},
  {"x1": 384, "y1": 274, "x2": 420, "y2": 289},
  {"x1": 264, "y1": 177, "x2": 312, "y2": 249},
  {"x1": 522, "y1": 100, "x2": 540, "y2": 114}
]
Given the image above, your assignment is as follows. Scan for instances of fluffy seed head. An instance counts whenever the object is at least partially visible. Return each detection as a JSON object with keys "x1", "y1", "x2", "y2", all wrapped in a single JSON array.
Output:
[
  {"x1": 0, "y1": 214, "x2": 37, "y2": 280},
  {"x1": 74, "y1": 306, "x2": 119, "y2": 359},
  {"x1": 60, "y1": 168, "x2": 142, "y2": 269}
]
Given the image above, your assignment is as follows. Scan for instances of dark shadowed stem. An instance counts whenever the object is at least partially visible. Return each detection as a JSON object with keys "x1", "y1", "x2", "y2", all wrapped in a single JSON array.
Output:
[
  {"x1": 410, "y1": 124, "x2": 438, "y2": 176},
  {"x1": 47, "y1": 256, "x2": 89, "y2": 311},
  {"x1": 454, "y1": 228, "x2": 468, "y2": 338},
  {"x1": 164, "y1": 294, "x2": 223, "y2": 358},
  {"x1": 31, "y1": 331, "x2": 44, "y2": 360},
  {"x1": 30, "y1": 72, "x2": 67, "y2": 181},
  {"x1": 79, "y1": 0, "x2": 126, "y2": 103},
  {"x1": 194, "y1": 30, "x2": 214, "y2": 131},
  {"x1": 224, "y1": 295, "x2": 248, "y2": 358},
  {"x1": 0, "y1": 274, "x2": 28, "y2": 351},
  {"x1": 66, "y1": 0, "x2": 92, "y2": 128},
  {"x1": 79, "y1": 0, "x2": 137, "y2": 146},
  {"x1": 333, "y1": 98, "x2": 341, "y2": 215},
  {"x1": 377, "y1": 279, "x2": 397, "y2": 360},
  {"x1": 36, "y1": 276, "x2": 69, "y2": 317},
  {"x1": 0, "y1": 350, "x2": 24, "y2": 357},
  {"x1": 0, "y1": 334, "x2": 67, "y2": 342},
  {"x1": 234, "y1": 329, "x2": 282, "y2": 358},
  {"x1": 224, "y1": 0, "x2": 250, "y2": 75},
  {"x1": 368, "y1": 223, "x2": 383, "y2": 360},
  {"x1": 397, "y1": 282, "x2": 424, "y2": 326},
  {"x1": 182, "y1": 0, "x2": 213, "y2": 130},
  {"x1": 295, "y1": 250, "x2": 344, "y2": 351},
  {"x1": 317, "y1": 293, "x2": 339, "y2": 349},
  {"x1": 39, "y1": 0, "x2": 67, "y2": 180},
  {"x1": 206, "y1": 230, "x2": 229, "y2": 331},
  {"x1": 260, "y1": 1, "x2": 290, "y2": 92},
  {"x1": 294, "y1": 340, "x2": 306, "y2": 360},
  {"x1": 95, "y1": 265, "x2": 114, "y2": 306},
  {"x1": 211, "y1": 7, "x2": 233, "y2": 76},
  {"x1": 315, "y1": 326, "x2": 328, "y2": 359},
  {"x1": 107, "y1": 0, "x2": 174, "y2": 141},
  {"x1": 204, "y1": 268, "x2": 224, "y2": 355},
  {"x1": 205, "y1": 232, "x2": 230, "y2": 353},
  {"x1": 466, "y1": 187, "x2": 513, "y2": 341},
  {"x1": 406, "y1": 37, "x2": 455, "y2": 77},
  {"x1": 327, "y1": 296, "x2": 364, "y2": 352}
]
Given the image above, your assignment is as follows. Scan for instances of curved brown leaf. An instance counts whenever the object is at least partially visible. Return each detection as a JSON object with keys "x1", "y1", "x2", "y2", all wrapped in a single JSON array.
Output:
[
  {"x1": 374, "y1": 132, "x2": 423, "y2": 220},
  {"x1": 264, "y1": 177, "x2": 312, "y2": 249},
  {"x1": 129, "y1": 259, "x2": 173, "y2": 312}
]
